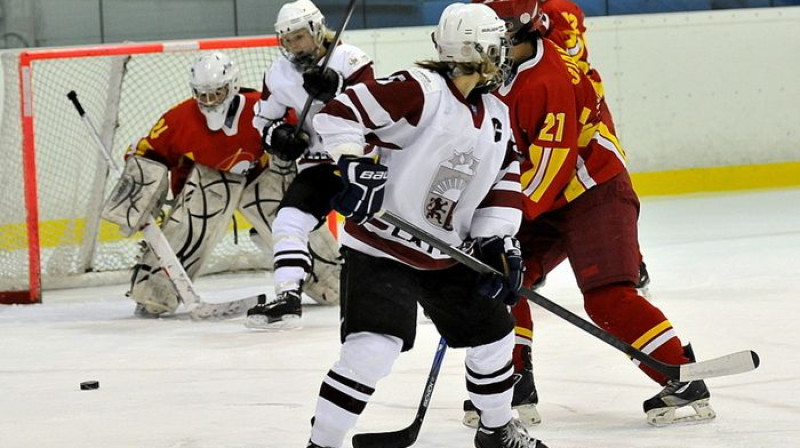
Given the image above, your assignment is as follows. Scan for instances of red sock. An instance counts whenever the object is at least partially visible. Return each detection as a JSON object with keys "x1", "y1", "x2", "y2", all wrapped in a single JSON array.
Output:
[{"x1": 584, "y1": 284, "x2": 690, "y2": 384}]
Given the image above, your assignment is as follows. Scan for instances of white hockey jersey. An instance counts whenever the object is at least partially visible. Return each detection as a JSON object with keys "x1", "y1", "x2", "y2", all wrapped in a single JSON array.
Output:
[
  {"x1": 314, "y1": 68, "x2": 523, "y2": 270},
  {"x1": 252, "y1": 42, "x2": 373, "y2": 165}
]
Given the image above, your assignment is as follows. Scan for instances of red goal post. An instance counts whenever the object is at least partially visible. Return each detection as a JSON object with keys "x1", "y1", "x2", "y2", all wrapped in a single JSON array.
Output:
[{"x1": 1, "y1": 36, "x2": 280, "y2": 304}]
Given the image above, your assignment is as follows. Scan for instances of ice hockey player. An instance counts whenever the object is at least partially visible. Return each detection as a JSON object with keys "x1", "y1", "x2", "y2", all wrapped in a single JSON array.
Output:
[
  {"x1": 539, "y1": 0, "x2": 651, "y2": 296},
  {"x1": 464, "y1": 0, "x2": 714, "y2": 428},
  {"x1": 245, "y1": 0, "x2": 374, "y2": 329},
  {"x1": 108, "y1": 51, "x2": 339, "y2": 317},
  {"x1": 303, "y1": 3, "x2": 548, "y2": 447}
]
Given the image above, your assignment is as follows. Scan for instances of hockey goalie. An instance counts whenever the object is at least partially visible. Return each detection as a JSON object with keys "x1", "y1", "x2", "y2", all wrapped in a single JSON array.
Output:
[{"x1": 102, "y1": 51, "x2": 341, "y2": 317}]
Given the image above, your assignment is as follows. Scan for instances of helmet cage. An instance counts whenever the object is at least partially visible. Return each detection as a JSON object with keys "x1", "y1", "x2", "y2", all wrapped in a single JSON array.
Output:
[
  {"x1": 189, "y1": 52, "x2": 240, "y2": 131},
  {"x1": 275, "y1": 0, "x2": 327, "y2": 68},
  {"x1": 479, "y1": 35, "x2": 513, "y2": 91}
]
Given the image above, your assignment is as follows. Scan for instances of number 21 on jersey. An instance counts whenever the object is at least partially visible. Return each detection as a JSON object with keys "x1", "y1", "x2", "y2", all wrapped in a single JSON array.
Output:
[{"x1": 538, "y1": 112, "x2": 565, "y2": 143}]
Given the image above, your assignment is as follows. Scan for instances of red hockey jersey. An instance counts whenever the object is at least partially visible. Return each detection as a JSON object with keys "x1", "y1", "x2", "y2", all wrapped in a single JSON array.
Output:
[
  {"x1": 129, "y1": 90, "x2": 267, "y2": 194},
  {"x1": 496, "y1": 38, "x2": 626, "y2": 220},
  {"x1": 542, "y1": 0, "x2": 605, "y2": 98}
]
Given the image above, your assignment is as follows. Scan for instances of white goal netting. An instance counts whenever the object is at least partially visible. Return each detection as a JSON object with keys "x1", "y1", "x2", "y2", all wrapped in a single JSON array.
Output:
[{"x1": 0, "y1": 38, "x2": 282, "y2": 302}]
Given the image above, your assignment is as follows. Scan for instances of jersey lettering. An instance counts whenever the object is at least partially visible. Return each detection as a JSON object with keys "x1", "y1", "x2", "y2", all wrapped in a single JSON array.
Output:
[
  {"x1": 149, "y1": 118, "x2": 168, "y2": 140},
  {"x1": 555, "y1": 46, "x2": 582, "y2": 85},
  {"x1": 376, "y1": 73, "x2": 407, "y2": 85},
  {"x1": 538, "y1": 112, "x2": 566, "y2": 143}
]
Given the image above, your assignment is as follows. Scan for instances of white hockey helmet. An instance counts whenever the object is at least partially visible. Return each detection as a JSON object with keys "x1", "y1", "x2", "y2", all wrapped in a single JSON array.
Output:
[
  {"x1": 275, "y1": 0, "x2": 327, "y2": 68},
  {"x1": 433, "y1": 3, "x2": 511, "y2": 90},
  {"x1": 189, "y1": 51, "x2": 241, "y2": 131}
]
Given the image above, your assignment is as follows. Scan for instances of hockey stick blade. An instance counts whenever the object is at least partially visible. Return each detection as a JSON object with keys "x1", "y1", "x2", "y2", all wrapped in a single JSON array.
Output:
[
  {"x1": 377, "y1": 210, "x2": 761, "y2": 381},
  {"x1": 678, "y1": 350, "x2": 760, "y2": 382},
  {"x1": 352, "y1": 425, "x2": 420, "y2": 448},
  {"x1": 189, "y1": 295, "x2": 260, "y2": 320}
]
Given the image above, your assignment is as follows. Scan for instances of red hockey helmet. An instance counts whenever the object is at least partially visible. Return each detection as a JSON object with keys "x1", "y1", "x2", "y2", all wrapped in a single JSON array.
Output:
[{"x1": 472, "y1": 0, "x2": 548, "y2": 44}]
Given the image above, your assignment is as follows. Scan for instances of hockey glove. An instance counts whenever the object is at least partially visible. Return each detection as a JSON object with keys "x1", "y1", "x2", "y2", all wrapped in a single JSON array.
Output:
[
  {"x1": 302, "y1": 66, "x2": 344, "y2": 102},
  {"x1": 263, "y1": 121, "x2": 310, "y2": 161},
  {"x1": 332, "y1": 156, "x2": 388, "y2": 225},
  {"x1": 473, "y1": 235, "x2": 525, "y2": 306}
]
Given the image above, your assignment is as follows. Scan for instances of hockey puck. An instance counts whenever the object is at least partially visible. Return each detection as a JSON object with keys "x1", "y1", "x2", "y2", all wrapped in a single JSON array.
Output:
[{"x1": 80, "y1": 380, "x2": 100, "y2": 391}]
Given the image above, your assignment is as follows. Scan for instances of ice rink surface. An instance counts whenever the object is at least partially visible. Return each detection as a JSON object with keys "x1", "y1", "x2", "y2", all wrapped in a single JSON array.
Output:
[{"x1": 2, "y1": 188, "x2": 799, "y2": 447}]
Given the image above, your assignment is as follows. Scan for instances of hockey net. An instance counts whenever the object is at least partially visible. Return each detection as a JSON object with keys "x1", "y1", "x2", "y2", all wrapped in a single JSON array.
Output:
[{"x1": 0, "y1": 37, "x2": 281, "y2": 304}]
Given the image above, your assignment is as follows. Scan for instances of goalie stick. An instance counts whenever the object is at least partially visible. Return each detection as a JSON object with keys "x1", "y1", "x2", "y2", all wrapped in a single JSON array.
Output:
[
  {"x1": 376, "y1": 210, "x2": 760, "y2": 383},
  {"x1": 294, "y1": 0, "x2": 359, "y2": 134},
  {"x1": 351, "y1": 337, "x2": 447, "y2": 448},
  {"x1": 67, "y1": 90, "x2": 260, "y2": 320}
]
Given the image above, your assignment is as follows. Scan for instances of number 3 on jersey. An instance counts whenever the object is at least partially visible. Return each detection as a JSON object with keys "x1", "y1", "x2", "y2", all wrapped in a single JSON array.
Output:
[{"x1": 538, "y1": 112, "x2": 566, "y2": 143}]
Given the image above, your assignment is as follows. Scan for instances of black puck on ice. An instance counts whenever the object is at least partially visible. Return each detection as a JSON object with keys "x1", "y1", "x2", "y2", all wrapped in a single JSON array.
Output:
[{"x1": 80, "y1": 380, "x2": 100, "y2": 391}]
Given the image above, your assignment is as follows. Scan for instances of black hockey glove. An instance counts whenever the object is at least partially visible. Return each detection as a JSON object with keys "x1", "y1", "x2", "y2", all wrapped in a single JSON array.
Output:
[
  {"x1": 263, "y1": 121, "x2": 310, "y2": 161},
  {"x1": 302, "y1": 66, "x2": 344, "y2": 102},
  {"x1": 473, "y1": 235, "x2": 525, "y2": 306},
  {"x1": 332, "y1": 156, "x2": 388, "y2": 225}
]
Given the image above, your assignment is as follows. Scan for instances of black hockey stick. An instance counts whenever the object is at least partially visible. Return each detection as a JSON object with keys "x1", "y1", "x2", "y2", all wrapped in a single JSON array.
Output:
[
  {"x1": 351, "y1": 337, "x2": 447, "y2": 448},
  {"x1": 294, "y1": 0, "x2": 359, "y2": 134},
  {"x1": 377, "y1": 210, "x2": 760, "y2": 383}
]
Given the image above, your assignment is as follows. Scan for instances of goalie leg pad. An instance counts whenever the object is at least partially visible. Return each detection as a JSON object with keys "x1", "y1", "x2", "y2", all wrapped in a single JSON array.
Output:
[
  {"x1": 240, "y1": 160, "x2": 340, "y2": 305},
  {"x1": 129, "y1": 256, "x2": 180, "y2": 315},
  {"x1": 238, "y1": 158, "x2": 298, "y2": 270},
  {"x1": 303, "y1": 224, "x2": 341, "y2": 305},
  {"x1": 102, "y1": 155, "x2": 169, "y2": 236},
  {"x1": 129, "y1": 165, "x2": 246, "y2": 313}
]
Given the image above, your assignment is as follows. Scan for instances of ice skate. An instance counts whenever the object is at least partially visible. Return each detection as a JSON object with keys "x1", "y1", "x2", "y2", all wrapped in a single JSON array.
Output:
[
  {"x1": 464, "y1": 369, "x2": 541, "y2": 428},
  {"x1": 643, "y1": 344, "x2": 714, "y2": 426},
  {"x1": 643, "y1": 378, "x2": 715, "y2": 426},
  {"x1": 244, "y1": 290, "x2": 302, "y2": 329},
  {"x1": 511, "y1": 368, "x2": 541, "y2": 427},
  {"x1": 474, "y1": 418, "x2": 548, "y2": 448}
]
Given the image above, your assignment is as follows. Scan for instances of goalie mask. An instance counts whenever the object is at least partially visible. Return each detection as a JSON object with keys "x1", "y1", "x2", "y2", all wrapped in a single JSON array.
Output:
[
  {"x1": 433, "y1": 3, "x2": 512, "y2": 92},
  {"x1": 275, "y1": 0, "x2": 327, "y2": 69},
  {"x1": 189, "y1": 52, "x2": 241, "y2": 131},
  {"x1": 474, "y1": 0, "x2": 549, "y2": 45}
]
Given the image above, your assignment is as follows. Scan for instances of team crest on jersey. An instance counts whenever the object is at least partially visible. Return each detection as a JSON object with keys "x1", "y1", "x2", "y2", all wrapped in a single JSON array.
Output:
[{"x1": 424, "y1": 149, "x2": 479, "y2": 230}]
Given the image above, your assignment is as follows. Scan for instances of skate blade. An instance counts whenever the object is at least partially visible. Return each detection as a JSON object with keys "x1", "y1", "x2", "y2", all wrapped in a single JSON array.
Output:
[
  {"x1": 514, "y1": 403, "x2": 542, "y2": 426},
  {"x1": 244, "y1": 314, "x2": 302, "y2": 330},
  {"x1": 646, "y1": 399, "x2": 716, "y2": 427},
  {"x1": 463, "y1": 409, "x2": 480, "y2": 428}
]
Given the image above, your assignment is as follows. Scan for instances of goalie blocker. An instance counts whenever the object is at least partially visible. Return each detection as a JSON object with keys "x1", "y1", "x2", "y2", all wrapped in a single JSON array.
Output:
[{"x1": 102, "y1": 155, "x2": 169, "y2": 237}]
